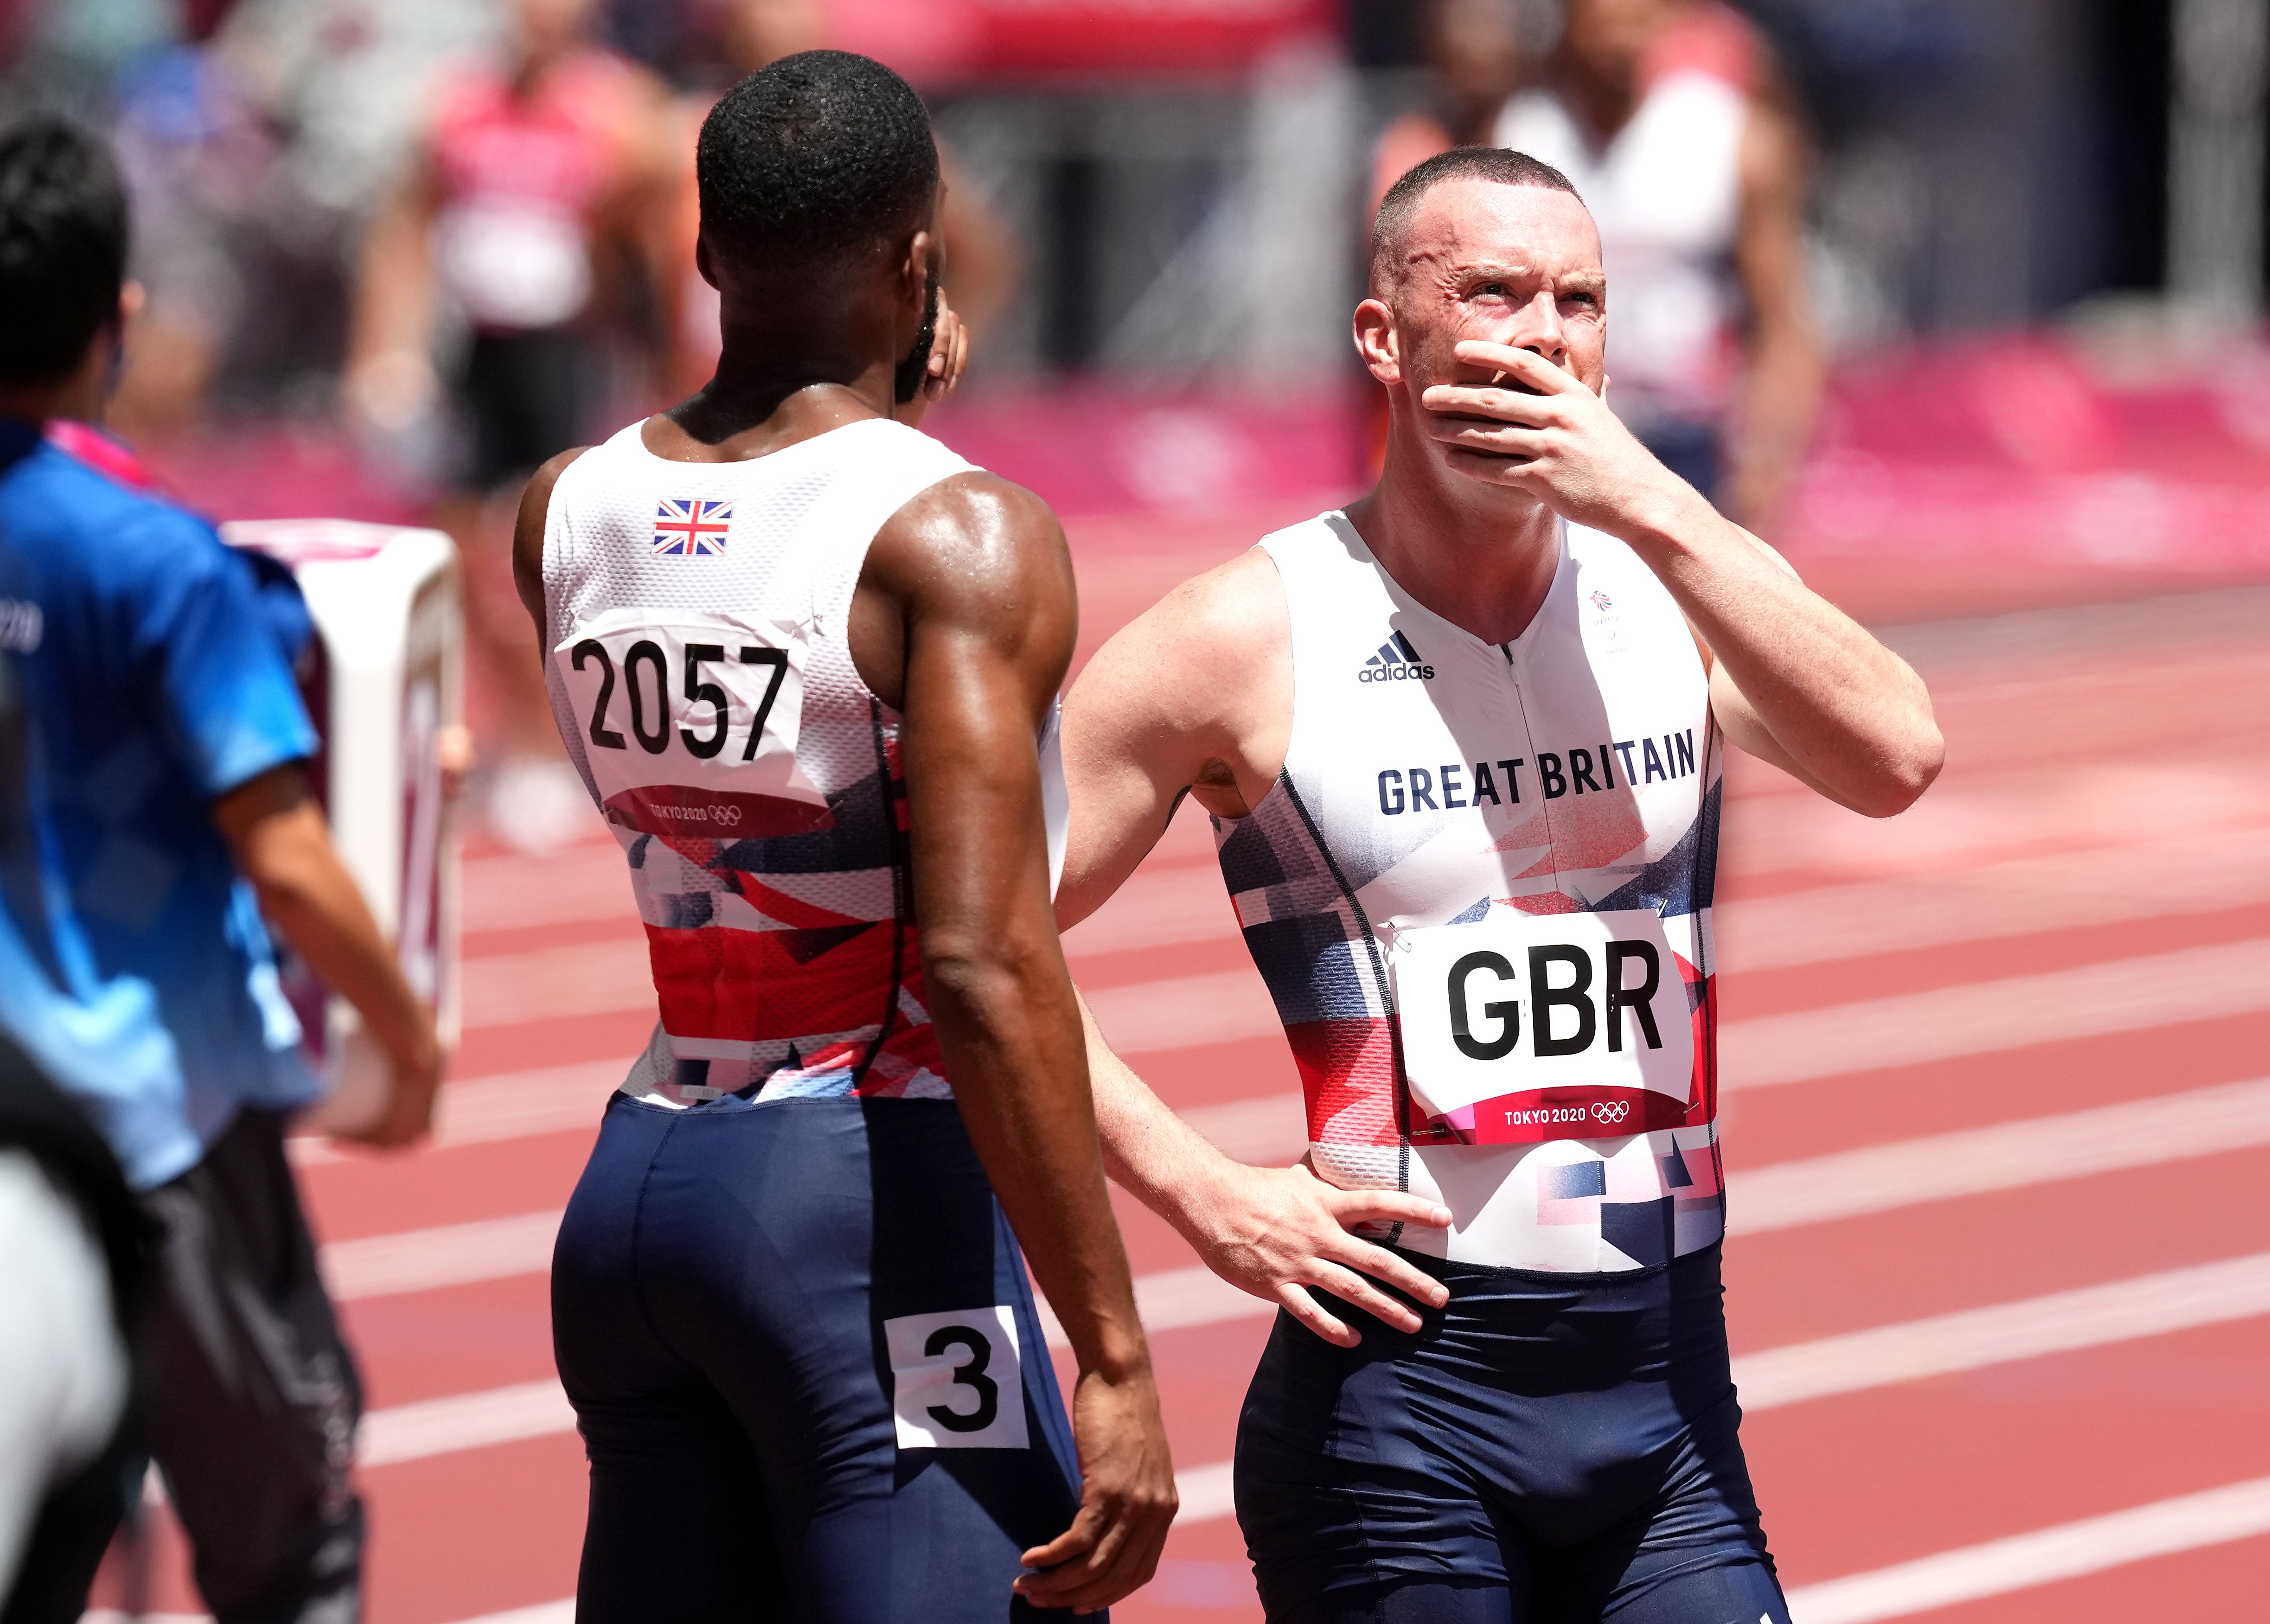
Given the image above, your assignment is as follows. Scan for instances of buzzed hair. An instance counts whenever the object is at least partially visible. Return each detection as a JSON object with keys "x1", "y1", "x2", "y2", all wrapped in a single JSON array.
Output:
[
  {"x1": 1370, "y1": 147, "x2": 1581, "y2": 288},
  {"x1": 697, "y1": 50, "x2": 939, "y2": 274},
  {"x1": 0, "y1": 115, "x2": 128, "y2": 385}
]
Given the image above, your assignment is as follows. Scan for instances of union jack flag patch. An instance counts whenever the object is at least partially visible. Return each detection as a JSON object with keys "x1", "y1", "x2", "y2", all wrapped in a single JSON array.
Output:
[{"x1": 653, "y1": 497, "x2": 732, "y2": 557}]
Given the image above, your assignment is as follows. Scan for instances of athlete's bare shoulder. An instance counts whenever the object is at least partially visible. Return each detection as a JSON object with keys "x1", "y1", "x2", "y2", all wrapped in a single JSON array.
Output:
[
  {"x1": 512, "y1": 444, "x2": 592, "y2": 652},
  {"x1": 850, "y1": 470, "x2": 1078, "y2": 716},
  {"x1": 1071, "y1": 543, "x2": 1291, "y2": 820}
]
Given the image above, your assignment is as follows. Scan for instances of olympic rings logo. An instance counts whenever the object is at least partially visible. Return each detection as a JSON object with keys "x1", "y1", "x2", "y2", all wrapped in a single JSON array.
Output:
[
  {"x1": 1591, "y1": 1100, "x2": 1630, "y2": 1125},
  {"x1": 710, "y1": 804, "x2": 743, "y2": 827}
]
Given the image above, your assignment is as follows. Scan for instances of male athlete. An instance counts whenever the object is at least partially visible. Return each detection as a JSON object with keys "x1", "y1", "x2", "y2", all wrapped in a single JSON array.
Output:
[
  {"x1": 512, "y1": 52, "x2": 1174, "y2": 1621},
  {"x1": 1059, "y1": 147, "x2": 1943, "y2": 1622}
]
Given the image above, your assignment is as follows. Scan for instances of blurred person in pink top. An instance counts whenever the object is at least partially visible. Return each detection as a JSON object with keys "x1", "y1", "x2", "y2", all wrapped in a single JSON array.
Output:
[
  {"x1": 1495, "y1": 0, "x2": 1821, "y2": 530},
  {"x1": 348, "y1": 0, "x2": 678, "y2": 850}
]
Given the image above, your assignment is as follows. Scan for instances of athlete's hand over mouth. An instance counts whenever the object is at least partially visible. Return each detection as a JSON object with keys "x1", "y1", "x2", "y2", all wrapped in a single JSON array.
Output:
[
  {"x1": 1420, "y1": 339, "x2": 1702, "y2": 540},
  {"x1": 1016, "y1": 1363, "x2": 1178, "y2": 1612}
]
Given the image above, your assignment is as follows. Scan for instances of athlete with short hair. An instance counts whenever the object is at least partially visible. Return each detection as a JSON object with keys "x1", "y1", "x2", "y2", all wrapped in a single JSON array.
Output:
[
  {"x1": 1059, "y1": 146, "x2": 1943, "y2": 1622},
  {"x1": 515, "y1": 51, "x2": 1174, "y2": 1622}
]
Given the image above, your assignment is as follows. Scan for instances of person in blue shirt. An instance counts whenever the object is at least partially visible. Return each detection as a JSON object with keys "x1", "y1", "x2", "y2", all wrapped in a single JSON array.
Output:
[
  {"x1": 0, "y1": 643, "x2": 151, "y2": 1624},
  {"x1": 0, "y1": 115, "x2": 442, "y2": 1624}
]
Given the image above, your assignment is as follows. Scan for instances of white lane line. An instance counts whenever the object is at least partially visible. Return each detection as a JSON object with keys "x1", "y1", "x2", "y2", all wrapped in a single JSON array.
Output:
[
  {"x1": 461, "y1": 938, "x2": 654, "y2": 1029},
  {"x1": 1728, "y1": 1074, "x2": 2270, "y2": 1235},
  {"x1": 435, "y1": 1458, "x2": 1245, "y2": 1624},
  {"x1": 325, "y1": 1211, "x2": 561, "y2": 1302},
  {"x1": 1783, "y1": 1474, "x2": 2270, "y2": 1624},
  {"x1": 1082, "y1": 970, "x2": 1279, "y2": 1055},
  {"x1": 313, "y1": 1075, "x2": 2270, "y2": 1306},
  {"x1": 1732, "y1": 1249, "x2": 2270, "y2": 1412},
  {"x1": 291, "y1": 1059, "x2": 625, "y2": 1165},
  {"x1": 442, "y1": 1607, "x2": 572, "y2": 1624},
  {"x1": 1080, "y1": 937, "x2": 2270, "y2": 1072},
  {"x1": 450, "y1": 892, "x2": 2270, "y2": 1048},
  {"x1": 1173, "y1": 1459, "x2": 1237, "y2": 1525},
  {"x1": 435, "y1": 1471, "x2": 2270, "y2": 1624},
  {"x1": 360, "y1": 1379, "x2": 575, "y2": 1467},
  {"x1": 362, "y1": 1251, "x2": 2270, "y2": 1477},
  {"x1": 1720, "y1": 827, "x2": 2270, "y2": 973},
  {"x1": 295, "y1": 934, "x2": 2270, "y2": 1166},
  {"x1": 445, "y1": 1605, "x2": 573, "y2": 1624},
  {"x1": 1725, "y1": 938, "x2": 2270, "y2": 1092},
  {"x1": 1058, "y1": 826, "x2": 2270, "y2": 969}
]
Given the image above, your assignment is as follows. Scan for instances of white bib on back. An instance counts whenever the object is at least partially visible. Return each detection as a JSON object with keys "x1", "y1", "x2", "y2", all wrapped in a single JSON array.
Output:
[{"x1": 544, "y1": 417, "x2": 1066, "y2": 1108}]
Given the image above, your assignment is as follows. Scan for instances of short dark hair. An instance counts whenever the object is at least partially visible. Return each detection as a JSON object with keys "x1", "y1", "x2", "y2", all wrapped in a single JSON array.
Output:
[
  {"x1": 0, "y1": 116, "x2": 128, "y2": 386},
  {"x1": 697, "y1": 50, "x2": 939, "y2": 274},
  {"x1": 1370, "y1": 147, "x2": 1581, "y2": 287}
]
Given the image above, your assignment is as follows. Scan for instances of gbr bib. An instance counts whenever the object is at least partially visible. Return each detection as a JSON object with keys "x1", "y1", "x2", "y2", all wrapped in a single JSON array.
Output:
[{"x1": 1390, "y1": 906, "x2": 1703, "y2": 1142}]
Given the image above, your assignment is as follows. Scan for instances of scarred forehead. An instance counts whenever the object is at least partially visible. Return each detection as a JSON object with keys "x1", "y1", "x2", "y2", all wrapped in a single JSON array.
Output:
[{"x1": 1374, "y1": 178, "x2": 1605, "y2": 299}]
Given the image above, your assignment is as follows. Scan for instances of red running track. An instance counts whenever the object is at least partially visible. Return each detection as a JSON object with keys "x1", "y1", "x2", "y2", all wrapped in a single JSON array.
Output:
[{"x1": 89, "y1": 500, "x2": 2270, "y2": 1622}]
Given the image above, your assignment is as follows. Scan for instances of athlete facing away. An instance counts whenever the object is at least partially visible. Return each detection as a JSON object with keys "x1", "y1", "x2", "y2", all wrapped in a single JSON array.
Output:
[
  {"x1": 512, "y1": 52, "x2": 1172, "y2": 1622},
  {"x1": 1058, "y1": 147, "x2": 1944, "y2": 1622}
]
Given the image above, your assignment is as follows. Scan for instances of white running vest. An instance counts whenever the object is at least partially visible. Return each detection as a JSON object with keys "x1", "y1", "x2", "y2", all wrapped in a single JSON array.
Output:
[
  {"x1": 1214, "y1": 513, "x2": 1724, "y2": 1272},
  {"x1": 543, "y1": 416, "x2": 1066, "y2": 1108},
  {"x1": 1495, "y1": 72, "x2": 1747, "y2": 426}
]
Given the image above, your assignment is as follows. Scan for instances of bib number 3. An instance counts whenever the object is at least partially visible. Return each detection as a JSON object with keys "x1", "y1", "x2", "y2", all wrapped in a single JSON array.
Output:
[
  {"x1": 552, "y1": 607, "x2": 831, "y2": 840},
  {"x1": 882, "y1": 1307, "x2": 1029, "y2": 1450}
]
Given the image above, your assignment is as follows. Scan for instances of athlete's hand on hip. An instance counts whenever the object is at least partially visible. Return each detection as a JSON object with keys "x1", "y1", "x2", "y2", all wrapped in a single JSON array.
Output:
[
  {"x1": 1016, "y1": 1364, "x2": 1177, "y2": 1613},
  {"x1": 1184, "y1": 1159, "x2": 1452, "y2": 1347},
  {"x1": 1419, "y1": 340, "x2": 1706, "y2": 540}
]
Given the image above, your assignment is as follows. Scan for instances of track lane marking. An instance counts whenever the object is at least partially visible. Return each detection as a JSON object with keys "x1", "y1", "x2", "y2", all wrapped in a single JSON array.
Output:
[
  {"x1": 355, "y1": 1251, "x2": 2270, "y2": 1478},
  {"x1": 1782, "y1": 1473, "x2": 2270, "y2": 1624},
  {"x1": 1077, "y1": 936, "x2": 2270, "y2": 1066},
  {"x1": 431, "y1": 1469, "x2": 2270, "y2": 1624},
  {"x1": 429, "y1": 1481, "x2": 2270, "y2": 1624},
  {"x1": 318, "y1": 1075, "x2": 2270, "y2": 1304}
]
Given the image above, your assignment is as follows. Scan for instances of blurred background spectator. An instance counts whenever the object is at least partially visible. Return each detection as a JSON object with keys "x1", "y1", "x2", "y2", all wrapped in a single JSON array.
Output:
[
  {"x1": 345, "y1": 0, "x2": 678, "y2": 850},
  {"x1": 1496, "y1": 0, "x2": 1822, "y2": 527}
]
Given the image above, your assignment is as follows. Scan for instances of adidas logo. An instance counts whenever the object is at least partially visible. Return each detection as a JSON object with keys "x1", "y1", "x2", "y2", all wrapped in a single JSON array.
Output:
[{"x1": 1359, "y1": 629, "x2": 1436, "y2": 683}]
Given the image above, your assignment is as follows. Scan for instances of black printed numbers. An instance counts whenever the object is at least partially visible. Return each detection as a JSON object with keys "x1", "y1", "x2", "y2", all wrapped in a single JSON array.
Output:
[
  {"x1": 572, "y1": 639, "x2": 626, "y2": 750},
  {"x1": 740, "y1": 646, "x2": 788, "y2": 761},
  {"x1": 680, "y1": 644, "x2": 729, "y2": 759},
  {"x1": 575, "y1": 634, "x2": 788, "y2": 762},
  {"x1": 922, "y1": 1325, "x2": 999, "y2": 1433},
  {"x1": 623, "y1": 640, "x2": 671, "y2": 754}
]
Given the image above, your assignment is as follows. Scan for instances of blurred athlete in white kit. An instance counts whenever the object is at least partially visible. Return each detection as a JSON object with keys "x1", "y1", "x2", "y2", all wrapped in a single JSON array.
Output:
[
  {"x1": 1496, "y1": 0, "x2": 1822, "y2": 529},
  {"x1": 1057, "y1": 147, "x2": 1940, "y2": 1622}
]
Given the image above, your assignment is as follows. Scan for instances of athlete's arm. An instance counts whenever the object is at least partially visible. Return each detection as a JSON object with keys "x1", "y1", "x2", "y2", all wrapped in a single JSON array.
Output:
[
  {"x1": 214, "y1": 765, "x2": 442, "y2": 1148},
  {"x1": 1724, "y1": 95, "x2": 1823, "y2": 531},
  {"x1": 1061, "y1": 558, "x2": 1452, "y2": 1348},
  {"x1": 1420, "y1": 341, "x2": 1944, "y2": 817},
  {"x1": 511, "y1": 448, "x2": 589, "y2": 653},
  {"x1": 862, "y1": 474, "x2": 1174, "y2": 1611},
  {"x1": 344, "y1": 150, "x2": 444, "y2": 436}
]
